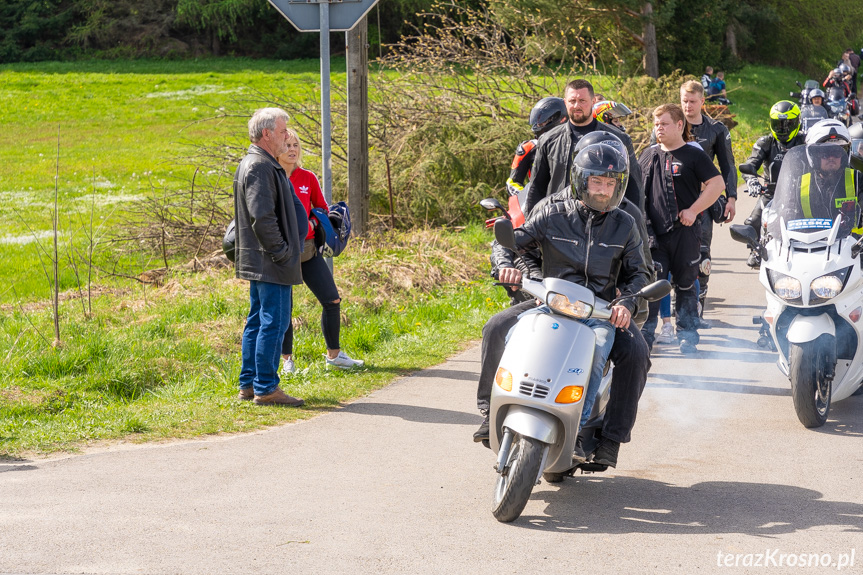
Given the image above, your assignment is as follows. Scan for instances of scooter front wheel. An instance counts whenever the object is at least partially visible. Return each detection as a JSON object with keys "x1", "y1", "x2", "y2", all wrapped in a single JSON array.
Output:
[
  {"x1": 492, "y1": 434, "x2": 544, "y2": 523},
  {"x1": 789, "y1": 340, "x2": 832, "y2": 428}
]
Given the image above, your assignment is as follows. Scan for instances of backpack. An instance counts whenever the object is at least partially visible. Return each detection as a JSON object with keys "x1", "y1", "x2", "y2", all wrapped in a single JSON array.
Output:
[{"x1": 223, "y1": 219, "x2": 236, "y2": 263}]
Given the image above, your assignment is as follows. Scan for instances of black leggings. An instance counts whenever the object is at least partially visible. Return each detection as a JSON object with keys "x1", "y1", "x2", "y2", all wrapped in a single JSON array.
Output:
[{"x1": 282, "y1": 253, "x2": 341, "y2": 355}]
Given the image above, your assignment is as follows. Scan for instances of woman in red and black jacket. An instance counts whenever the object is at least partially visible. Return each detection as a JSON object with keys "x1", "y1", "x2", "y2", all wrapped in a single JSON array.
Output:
[{"x1": 277, "y1": 129, "x2": 364, "y2": 373}]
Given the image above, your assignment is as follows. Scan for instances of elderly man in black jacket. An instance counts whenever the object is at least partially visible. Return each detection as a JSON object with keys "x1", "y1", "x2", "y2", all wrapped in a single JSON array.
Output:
[
  {"x1": 524, "y1": 78, "x2": 644, "y2": 215},
  {"x1": 234, "y1": 108, "x2": 308, "y2": 407}
]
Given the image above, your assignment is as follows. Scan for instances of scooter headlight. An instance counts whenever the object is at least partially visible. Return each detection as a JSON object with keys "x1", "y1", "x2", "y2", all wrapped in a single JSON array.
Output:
[
  {"x1": 548, "y1": 292, "x2": 592, "y2": 319},
  {"x1": 767, "y1": 270, "x2": 802, "y2": 303},
  {"x1": 809, "y1": 267, "x2": 851, "y2": 303}
]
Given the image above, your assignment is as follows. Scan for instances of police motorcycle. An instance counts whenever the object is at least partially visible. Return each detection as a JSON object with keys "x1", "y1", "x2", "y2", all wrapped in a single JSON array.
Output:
[
  {"x1": 480, "y1": 204, "x2": 670, "y2": 522},
  {"x1": 730, "y1": 120, "x2": 863, "y2": 427}
]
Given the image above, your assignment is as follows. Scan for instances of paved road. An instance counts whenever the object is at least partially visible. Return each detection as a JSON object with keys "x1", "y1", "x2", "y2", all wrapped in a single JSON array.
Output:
[{"x1": 2, "y1": 193, "x2": 862, "y2": 574}]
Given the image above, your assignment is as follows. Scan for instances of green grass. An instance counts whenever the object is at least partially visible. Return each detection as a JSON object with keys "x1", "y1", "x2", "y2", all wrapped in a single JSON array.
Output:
[
  {"x1": 0, "y1": 223, "x2": 506, "y2": 457},
  {"x1": 723, "y1": 64, "x2": 809, "y2": 166},
  {"x1": 0, "y1": 58, "x2": 346, "y2": 303}
]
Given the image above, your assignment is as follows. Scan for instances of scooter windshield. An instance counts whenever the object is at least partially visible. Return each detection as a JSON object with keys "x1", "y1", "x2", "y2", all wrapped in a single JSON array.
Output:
[{"x1": 766, "y1": 144, "x2": 859, "y2": 240}]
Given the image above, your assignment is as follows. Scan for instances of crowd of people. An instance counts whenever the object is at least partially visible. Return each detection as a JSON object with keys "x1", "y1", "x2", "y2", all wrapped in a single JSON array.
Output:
[
  {"x1": 230, "y1": 55, "x2": 863, "y2": 469},
  {"x1": 475, "y1": 61, "x2": 863, "y2": 468}
]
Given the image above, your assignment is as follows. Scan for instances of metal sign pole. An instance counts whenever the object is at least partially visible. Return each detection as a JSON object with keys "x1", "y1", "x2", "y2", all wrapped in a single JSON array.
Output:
[
  {"x1": 319, "y1": 2, "x2": 332, "y2": 206},
  {"x1": 319, "y1": 2, "x2": 333, "y2": 272}
]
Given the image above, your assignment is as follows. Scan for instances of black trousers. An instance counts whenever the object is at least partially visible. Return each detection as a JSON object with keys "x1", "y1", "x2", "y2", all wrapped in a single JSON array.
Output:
[
  {"x1": 282, "y1": 253, "x2": 341, "y2": 355},
  {"x1": 642, "y1": 224, "x2": 701, "y2": 348},
  {"x1": 476, "y1": 301, "x2": 651, "y2": 444},
  {"x1": 698, "y1": 211, "x2": 713, "y2": 301}
]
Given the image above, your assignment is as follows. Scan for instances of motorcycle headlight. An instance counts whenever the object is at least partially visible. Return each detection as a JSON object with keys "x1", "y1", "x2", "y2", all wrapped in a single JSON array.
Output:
[
  {"x1": 767, "y1": 270, "x2": 802, "y2": 302},
  {"x1": 809, "y1": 267, "x2": 852, "y2": 303},
  {"x1": 810, "y1": 275, "x2": 843, "y2": 300},
  {"x1": 548, "y1": 292, "x2": 592, "y2": 319}
]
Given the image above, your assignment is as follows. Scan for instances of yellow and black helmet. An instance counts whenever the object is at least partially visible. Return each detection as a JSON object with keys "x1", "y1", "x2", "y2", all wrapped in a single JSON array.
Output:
[{"x1": 769, "y1": 101, "x2": 801, "y2": 144}]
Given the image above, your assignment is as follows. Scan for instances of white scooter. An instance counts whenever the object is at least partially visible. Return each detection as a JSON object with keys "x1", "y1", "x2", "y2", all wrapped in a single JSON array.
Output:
[
  {"x1": 487, "y1": 216, "x2": 670, "y2": 522},
  {"x1": 732, "y1": 149, "x2": 863, "y2": 429}
]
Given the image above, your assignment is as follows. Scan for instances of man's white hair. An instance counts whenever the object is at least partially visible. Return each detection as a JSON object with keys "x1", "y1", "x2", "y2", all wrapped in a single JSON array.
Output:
[{"x1": 248, "y1": 108, "x2": 289, "y2": 143}]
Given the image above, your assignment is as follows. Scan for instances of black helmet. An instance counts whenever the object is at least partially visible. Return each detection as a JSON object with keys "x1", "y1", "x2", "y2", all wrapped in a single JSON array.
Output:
[
  {"x1": 573, "y1": 130, "x2": 629, "y2": 167},
  {"x1": 529, "y1": 97, "x2": 567, "y2": 137},
  {"x1": 571, "y1": 143, "x2": 629, "y2": 213},
  {"x1": 769, "y1": 101, "x2": 801, "y2": 144}
]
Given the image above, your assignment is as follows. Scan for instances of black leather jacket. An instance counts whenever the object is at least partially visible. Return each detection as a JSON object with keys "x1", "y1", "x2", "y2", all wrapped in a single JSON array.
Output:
[
  {"x1": 740, "y1": 133, "x2": 806, "y2": 196},
  {"x1": 495, "y1": 199, "x2": 650, "y2": 315},
  {"x1": 650, "y1": 113, "x2": 737, "y2": 198},
  {"x1": 524, "y1": 121, "x2": 644, "y2": 216},
  {"x1": 233, "y1": 145, "x2": 307, "y2": 286}
]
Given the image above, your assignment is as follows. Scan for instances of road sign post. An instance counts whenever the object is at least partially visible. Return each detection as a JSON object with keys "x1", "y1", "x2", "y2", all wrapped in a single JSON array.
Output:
[{"x1": 267, "y1": 0, "x2": 379, "y2": 214}]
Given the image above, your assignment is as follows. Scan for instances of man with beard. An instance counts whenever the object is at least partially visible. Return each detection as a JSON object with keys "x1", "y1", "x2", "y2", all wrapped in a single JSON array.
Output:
[{"x1": 524, "y1": 79, "x2": 644, "y2": 216}]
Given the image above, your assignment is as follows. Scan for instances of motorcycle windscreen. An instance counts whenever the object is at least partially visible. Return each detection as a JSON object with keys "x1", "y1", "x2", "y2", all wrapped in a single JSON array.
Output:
[
  {"x1": 828, "y1": 86, "x2": 846, "y2": 100},
  {"x1": 766, "y1": 144, "x2": 859, "y2": 240},
  {"x1": 800, "y1": 105, "x2": 829, "y2": 135}
]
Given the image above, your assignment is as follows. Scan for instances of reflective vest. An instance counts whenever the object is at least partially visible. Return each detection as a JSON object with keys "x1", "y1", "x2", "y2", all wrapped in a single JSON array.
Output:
[{"x1": 799, "y1": 169, "x2": 860, "y2": 234}]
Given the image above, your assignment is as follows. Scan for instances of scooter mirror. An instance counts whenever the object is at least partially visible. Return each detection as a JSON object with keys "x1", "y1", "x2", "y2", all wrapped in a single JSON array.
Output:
[
  {"x1": 729, "y1": 223, "x2": 759, "y2": 248},
  {"x1": 739, "y1": 164, "x2": 758, "y2": 177},
  {"x1": 637, "y1": 279, "x2": 672, "y2": 302},
  {"x1": 850, "y1": 152, "x2": 863, "y2": 172},
  {"x1": 494, "y1": 218, "x2": 516, "y2": 250}
]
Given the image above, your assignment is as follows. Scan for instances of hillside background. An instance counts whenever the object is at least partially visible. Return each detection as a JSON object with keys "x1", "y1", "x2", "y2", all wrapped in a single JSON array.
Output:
[{"x1": 3, "y1": 0, "x2": 863, "y2": 77}]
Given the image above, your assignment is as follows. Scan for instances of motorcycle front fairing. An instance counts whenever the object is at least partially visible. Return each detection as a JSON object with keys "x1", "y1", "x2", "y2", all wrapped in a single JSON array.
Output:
[{"x1": 759, "y1": 146, "x2": 863, "y2": 401}]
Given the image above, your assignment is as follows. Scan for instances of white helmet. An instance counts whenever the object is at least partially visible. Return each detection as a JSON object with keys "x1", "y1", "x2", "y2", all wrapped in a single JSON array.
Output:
[{"x1": 804, "y1": 118, "x2": 850, "y2": 147}]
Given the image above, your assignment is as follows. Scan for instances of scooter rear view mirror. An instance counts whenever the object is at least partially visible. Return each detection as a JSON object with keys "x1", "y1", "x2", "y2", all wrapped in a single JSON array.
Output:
[
  {"x1": 494, "y1": 218, "x2": 516, "y2": 250},
  {"x1": 637, "y1": 279, "x2": 673, "y2": 302}
]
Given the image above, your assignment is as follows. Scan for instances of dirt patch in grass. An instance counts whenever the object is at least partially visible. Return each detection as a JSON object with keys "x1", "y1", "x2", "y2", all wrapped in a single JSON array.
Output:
[{"x1": 0, "y1": 385, "x2": 26, "y2": 404}]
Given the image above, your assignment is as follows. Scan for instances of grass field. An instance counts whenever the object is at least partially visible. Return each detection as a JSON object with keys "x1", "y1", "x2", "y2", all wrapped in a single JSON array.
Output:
[
  {"x1": 0, "y1": 58, "x2": 339, "y2": 303},
  {"x1": 0, "y1": 59, "x2": 812, "y2": 457}
]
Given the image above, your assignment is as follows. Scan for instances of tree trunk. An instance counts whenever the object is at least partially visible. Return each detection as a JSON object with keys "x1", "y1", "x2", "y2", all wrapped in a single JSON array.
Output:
[
  {"x1": 642, "y1": 2, "x2": 659, "y2": 78},
  {"x1": 211, "y1": 29, "x2": 220, "y2": 57},
  {"x1": 725, "y1": 23, "x2": 738, "y2": 58}
]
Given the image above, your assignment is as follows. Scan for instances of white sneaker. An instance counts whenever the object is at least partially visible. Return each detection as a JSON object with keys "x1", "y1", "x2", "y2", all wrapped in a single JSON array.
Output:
[
  {"x1": 281, "y1": 358, "x2": 296, "y2": 375},
  {"x1": 325, "y1": 351, "x2": 365, "y2": 369},
  {"x1": 656, "y1": 322, "x2": 675, "y2": 344}
]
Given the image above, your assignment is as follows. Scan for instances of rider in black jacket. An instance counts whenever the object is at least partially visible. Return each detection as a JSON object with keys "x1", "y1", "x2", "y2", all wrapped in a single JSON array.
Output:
[
  {"x1": 740, "y1": 101, "x2": 806, "y2": 267},
  {"x1": 506, "y1": 97, "x2": 568, "y2": 198},
  {"x1": 476, "y1": 143, "x2": 651, "y2": 468},
  {"x1": 524, "y1": 79, "x2": 644, "y2": 216}
]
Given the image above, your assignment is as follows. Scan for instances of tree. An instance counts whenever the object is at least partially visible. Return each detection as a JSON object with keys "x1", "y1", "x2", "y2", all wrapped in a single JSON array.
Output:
[{"x1": 175, "y1": 0, "x2": 261, "y2": 55}]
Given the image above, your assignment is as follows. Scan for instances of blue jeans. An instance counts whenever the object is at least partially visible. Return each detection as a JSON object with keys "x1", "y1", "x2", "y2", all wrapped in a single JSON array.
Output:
[
  {"x1": 240, "y1": 280, "x2": 293, "y2": 396},
  {"x1": 580, "y1": 318, "x2": 616, "y2": 428},
  {"x1": 659, "y1": 275, "x2": 701, "y2": 319}
]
